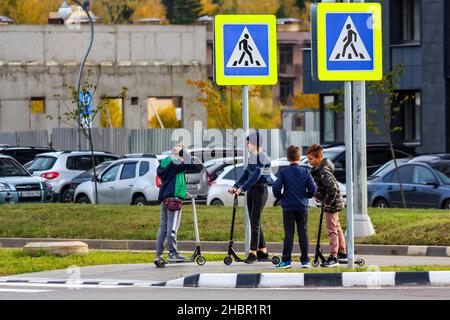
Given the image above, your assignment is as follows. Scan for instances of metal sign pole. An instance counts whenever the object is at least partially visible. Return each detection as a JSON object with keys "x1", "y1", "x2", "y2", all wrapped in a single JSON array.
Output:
[
  {"x1": 344, "y1": 81, "x2": 355, "y2": 269},
  {"x1": 242, "y1": 85, "x2": 251, "y2": 255}
]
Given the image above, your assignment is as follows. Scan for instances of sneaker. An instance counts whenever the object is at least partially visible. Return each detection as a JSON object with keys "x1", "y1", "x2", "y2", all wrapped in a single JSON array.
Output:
[
  {"x1": 321, "y1": 255, "x2": 339, "y2": 268},
  {"x1": 301, "y1": 261, "x2": 311, "y2": 269},
  {"x1": 168, "y1": 253, "x2": 186, "y2": 263},
  {"x1": 276, "y1": 260, "x2": 292, "y2": 269},
  {"x1": 337, "y1": 252, "x2": 347, "y2": 260},
  {"x1": 154, "y1": 254, "x2": 164, "y2": 262},
  {"x1": 244, "y1": 253, "x2": 258, "y2": 264},
  {"x1": 257, "y1": 250, "x2": 270, "y2": 262}
]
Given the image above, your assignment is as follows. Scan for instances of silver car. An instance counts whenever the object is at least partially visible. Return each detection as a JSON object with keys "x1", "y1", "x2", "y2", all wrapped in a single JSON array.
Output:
[
  {"x1": 0, "y1": 155, "x2": 53, "y2": 204},
  {"x1": 74, "y1": 157, "x2": 160, "y2": 205},
  {"x1": 27, "y1": 151, "x2": 119, "y2": 202}
]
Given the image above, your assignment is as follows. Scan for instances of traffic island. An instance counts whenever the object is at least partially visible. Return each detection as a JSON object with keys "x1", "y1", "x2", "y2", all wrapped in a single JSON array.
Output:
[{"x1": 23, "y1": 241, "x2": 89, "y2": 257}]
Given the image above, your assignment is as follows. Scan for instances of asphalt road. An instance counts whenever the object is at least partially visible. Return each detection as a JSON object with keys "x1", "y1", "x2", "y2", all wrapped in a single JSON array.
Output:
[
  {"x1": 0, "y1": 283, "x2": 449, "y2": 300},
  {"x1": 0, "y1": 255, "x2": 449, "y2": 300}
]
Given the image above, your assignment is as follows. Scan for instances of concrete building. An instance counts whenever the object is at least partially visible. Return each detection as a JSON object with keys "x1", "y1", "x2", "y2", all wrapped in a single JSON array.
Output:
[
  {"x1": 303, "y1": 0, "x2": 450, "y2": 154},
  {"x1": 0, "y1": 24, "x2": 207, "y2": 132}
]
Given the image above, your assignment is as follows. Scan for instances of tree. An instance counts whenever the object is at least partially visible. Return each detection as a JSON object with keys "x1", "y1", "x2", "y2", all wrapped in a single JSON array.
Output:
[
  {"x1": 162, "y1": 0, "x2": 202, "y2": 24},
  {"x1": 48, "y1": 70, "x2": 128, "y2": 204},
  {"x1": 95, "y1": 0, "x2": 136, "y2": 24},
  {"x1": 295, "y1": 0, "x2": 306, "y2": 11},
  {"x1": 132, "y1": 0, "x2": 166, "y2": 20}
]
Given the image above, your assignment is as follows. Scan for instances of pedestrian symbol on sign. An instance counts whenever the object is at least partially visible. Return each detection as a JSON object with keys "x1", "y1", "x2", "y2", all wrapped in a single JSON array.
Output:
[
  {"x1": 226, "y1": 27, "x2": 267, "y2": 68},
  {"x1": 330, "y1": 16, "x2": 371, "y2": 62}
]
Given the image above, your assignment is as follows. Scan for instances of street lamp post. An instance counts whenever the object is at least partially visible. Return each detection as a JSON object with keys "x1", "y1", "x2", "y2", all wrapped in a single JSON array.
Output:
[{"x1": 59, "y1": 0, "x2": 94, "y2": 151}]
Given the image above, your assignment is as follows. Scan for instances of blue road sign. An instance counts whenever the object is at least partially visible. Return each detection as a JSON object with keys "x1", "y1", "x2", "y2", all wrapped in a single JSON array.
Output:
[{"x1": 223, "y1": 24, "x2": 270, "y2": 77}]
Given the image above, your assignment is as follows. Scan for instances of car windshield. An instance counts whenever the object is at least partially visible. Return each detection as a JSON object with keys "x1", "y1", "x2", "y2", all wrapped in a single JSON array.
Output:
[
  {"x1": 78, "y1": 161, "x2": 113, "y2": 178},
  {"x1": 300, "y1": 149, "x2": 342, "y2": 165},
  {"x1": 28, "y1": 156, "x2": 57, "y2": 171},
  {"x1": 0, "y1": 158, "x2": 30, "y2": 177},
  {"x1": 432, "y1": 164, "x2": 450, "y2": 185}
]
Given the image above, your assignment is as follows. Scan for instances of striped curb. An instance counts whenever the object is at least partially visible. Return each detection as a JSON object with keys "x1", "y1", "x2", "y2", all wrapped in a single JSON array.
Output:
[
  {"x1": 1, "y1": 238, "x2": 449, "y2": 257},
  {"x1": 153, "y1": 271, "x2": 450, "y2": 288}
]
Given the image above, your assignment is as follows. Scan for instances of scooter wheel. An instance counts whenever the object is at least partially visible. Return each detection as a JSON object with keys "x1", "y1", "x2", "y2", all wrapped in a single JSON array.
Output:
[
  {"x1": 312, "y1": 260, "x2": 320, "y2": 267},
  {"x1": 196, "y1": 255, "x2": 206, "y2": 266},
  {"x1": 271, "y1": 256, "x2": 281, "y2": 265},
  {"x1": 356, "y1": 258, "x2": 366, "y2": 266},
  {"x1": 223, "y1": 256, "x2": 233, "y2": 265},
  {"x1": 154, "y1": 260, "x2": 166, "y2": 268}
]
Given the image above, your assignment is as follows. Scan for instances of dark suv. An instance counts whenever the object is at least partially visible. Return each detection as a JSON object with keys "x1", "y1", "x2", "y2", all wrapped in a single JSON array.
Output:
[
  {"x1": 301, "y1": 144, "x2": 416, "y2": 183},
  {"x1": 0, "y1": 146, "x2": 55, "y2": 165}
]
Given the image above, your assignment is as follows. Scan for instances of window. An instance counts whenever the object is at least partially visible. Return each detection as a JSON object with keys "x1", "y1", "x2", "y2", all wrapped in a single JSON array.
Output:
[
  {"x1": 412, "y1": 166, "x2": 436, "y2": 185},
  {"x1": 131, "y1": 97, "x2": 139, "y2": 106},
  {"x1": 28, "y1": 156, "x2": 57, "y2": 171},
  {"x1": 148, "y1": 97, "x2": 182, "y2": 128},
  {"x1": 279, "y1": 45, "x2": 294, "y2": 68},
  {"x1": 30, "y1": 98, "x2": 45, "y2": 114},
  {"x1": 279, "y1": 79, "x2": 294, "y2": 105},
  {"x1": 224, "y1": 166, "x2": 244, "y2": 181},
  {"x1": 383, "y1": 165, "x2": 413, "y2": 184},
  {"x1": 139, "y1": 161, "x2": 150, "y2": 176},
  {"x1": 402, "y1": 0, "x2": 421, "y2": 43},
  {"x1": 392, "y1": 91, "x2": 421, "y2": 143},
  {"x1": 120, "y1": 163, "x2": 137, "y2": 180},
  {"x1": 100, "y1": 98, "x2": 123, "y2": 128},
  {"x1": 101, "y1": 164, "x2": 120, "y2": 183},
  {"x1": 99, "y1": 155, "x2": 119, "y2": 163},
  {"x1": 292, "y1": 113, "x2": 305, "y2": 131},
  {"x1": 66, "y1": 156, "x2": 94, "y2": 171}
]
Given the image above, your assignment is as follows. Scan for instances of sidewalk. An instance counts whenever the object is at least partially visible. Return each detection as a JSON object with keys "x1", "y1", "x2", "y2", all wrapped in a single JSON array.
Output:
[{"x1": 1, "y1": 238, "x2": 449, "y2": 257}]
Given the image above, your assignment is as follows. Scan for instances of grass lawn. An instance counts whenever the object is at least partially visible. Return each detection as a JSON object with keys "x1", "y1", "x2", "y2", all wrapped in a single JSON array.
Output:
[
  {"x1": 0, "y1": 204, "x2": 448, "y2": 246},
  {"x1": 0, "y1": 249, "x2": 449, "y2": 277}
]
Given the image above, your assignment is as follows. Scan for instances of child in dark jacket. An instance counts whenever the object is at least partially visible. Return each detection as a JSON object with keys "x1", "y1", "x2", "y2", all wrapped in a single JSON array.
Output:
[
  {"x1": 272, "y1": 145, "x2": 317, "y2": 269},
  {"x1": 307, "y1": 144, "x2": 346, "y2": 268}
]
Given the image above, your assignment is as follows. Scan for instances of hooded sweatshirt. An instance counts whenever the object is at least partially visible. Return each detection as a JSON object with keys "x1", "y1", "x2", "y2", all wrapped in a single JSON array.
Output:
[{"x1": 311, "y1": 158, "x2": 345, "y2": 212}]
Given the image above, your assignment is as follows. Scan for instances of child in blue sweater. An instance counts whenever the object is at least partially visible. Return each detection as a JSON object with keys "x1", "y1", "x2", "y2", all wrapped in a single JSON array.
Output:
[{"x1": 272, "y1": 145, "x2": 317, "y2": 269}]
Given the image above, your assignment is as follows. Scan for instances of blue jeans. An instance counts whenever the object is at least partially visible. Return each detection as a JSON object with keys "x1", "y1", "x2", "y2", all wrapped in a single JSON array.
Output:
[{"x1": 156, "y1": 202, "x2": 182, "y2": 256}]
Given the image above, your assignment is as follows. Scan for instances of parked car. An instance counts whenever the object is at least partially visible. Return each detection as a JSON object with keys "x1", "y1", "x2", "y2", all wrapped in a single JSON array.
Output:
[
  {"x1": 204, "y1": 156, "x2": 244, "y2": 187},
  {"x1": 162, "y1": 147, "x2": 243, "y2": 163},
  {"x1": 27, "y1": 151, "x2": 119, "y2": 202},
  {"x1": 368, "y1": 159, "x2": 450, "y2": 209},
  {"x1": 301, "y1": 144, "x2": 416, "y2": 183},
  {"x1": 0, "y1": 146, "x2": 55, "y2": 165},
  {"x1": 74, "y1": 157, "x2": 161, "y2": 205},
  {"x1": 0, "y1": 155, "x2": 53, "y2": 204},
  {"x1": 368, "y1": 158, "x2": 412, "y2": 180},
  {"x1": 206, "y1": 162, "x2": 334, "y2": 208},
  {"x1": 67, "y1": 161, "x2": 115, "y2": 202}
]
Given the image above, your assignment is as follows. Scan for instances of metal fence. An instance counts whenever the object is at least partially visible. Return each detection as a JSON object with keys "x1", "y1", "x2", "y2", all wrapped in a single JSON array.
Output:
[{"x1": 0, "y1": 128, "x2": 320, "y2": 158}]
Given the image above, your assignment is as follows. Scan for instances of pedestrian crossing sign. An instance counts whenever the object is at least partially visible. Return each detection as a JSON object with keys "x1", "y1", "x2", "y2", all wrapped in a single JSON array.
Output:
[
  {"x1": 214, "y1": 15, "x2": 278, "y2": 86},
  {"x1": 316, "y1": 3, "x2": 383, "y2": 81}
]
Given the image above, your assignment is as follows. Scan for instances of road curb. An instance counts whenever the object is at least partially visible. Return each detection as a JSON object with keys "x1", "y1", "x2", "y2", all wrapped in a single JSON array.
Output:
[
  {"x1": 154, "y1": 271, "x2": 450, "y2": 288},
  {"x1": 0, "y1": 238, "x2": 449, "y2": 257}
]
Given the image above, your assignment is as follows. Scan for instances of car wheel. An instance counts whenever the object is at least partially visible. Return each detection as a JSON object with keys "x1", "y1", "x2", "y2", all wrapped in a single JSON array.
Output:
[
  {"x1": 210, "y1": 199, "x2": 224, "y2": 206},
  {"x1": 373, "y1": 198, "x2": 389, "y2": 208},
  {"x1": 61, "y1": 188, "x2": 72, "y2": 203},
  {"x1": 133, "y1": 195, "x2": 147, "y2": 206},
  {"x1": 442, "y1": 199, "x2": 450, "y2": 210},
  {"x1": 77, "y1": 195, "x2": 90, "y2": 204}
]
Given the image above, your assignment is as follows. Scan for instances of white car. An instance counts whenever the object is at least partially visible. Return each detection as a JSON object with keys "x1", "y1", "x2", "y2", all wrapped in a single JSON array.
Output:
[
  {"x1": 74, "y1": 157, "x2": 160, "y2": 205},
  {"x1": 28, "y1": 151, "x2": 120, "y2": 202},
  {"x1": 207, "y1": 161, "x2": 346, "y2": 208}
]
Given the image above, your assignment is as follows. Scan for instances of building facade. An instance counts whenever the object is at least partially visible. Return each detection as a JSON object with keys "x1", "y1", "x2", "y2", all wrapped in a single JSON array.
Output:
[
  {"x1": 0, "y1": 24, "x2": 207, "y2": 132},
  {"x1": 303, "y1": 0, "x2": 450, "y2": 154}
]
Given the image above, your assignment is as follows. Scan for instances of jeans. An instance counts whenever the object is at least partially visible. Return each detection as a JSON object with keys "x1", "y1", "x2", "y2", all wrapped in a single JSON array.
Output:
[
  {"x1": 282, "y1": 208, "x2": 309, "y2": 263},
  {"x1": 156, "y1": 202, "x2": 183, "y2": 256},
  {"x1": 247, "y1": 184, "x2": 268, "y2": 251},
  {"x1": 325, "y1": 210, "x2": 346, "y2": 257}
]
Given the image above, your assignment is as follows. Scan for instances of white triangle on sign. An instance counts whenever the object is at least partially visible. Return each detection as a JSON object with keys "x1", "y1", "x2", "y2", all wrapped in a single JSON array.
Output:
[
  {"x1": 226, "y1": 27, "x2": 267, "y2": 68},
  {"x1": 329, "y1": 16, "x2": 371, "y2": 62}
]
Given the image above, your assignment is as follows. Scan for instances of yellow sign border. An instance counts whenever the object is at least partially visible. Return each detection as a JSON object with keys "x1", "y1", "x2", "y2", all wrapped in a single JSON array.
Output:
[
  {"x1": 214, "y1": 15, "x2": 278, "y2": 86},
  {"x1": 317, "y1": 3, "x2": 383, "y2": 81}
]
